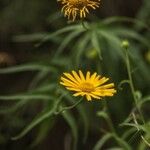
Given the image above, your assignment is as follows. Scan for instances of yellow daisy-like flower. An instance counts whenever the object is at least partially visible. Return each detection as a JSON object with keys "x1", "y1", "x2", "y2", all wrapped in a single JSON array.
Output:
[
  {"x1": 58, "y1": 0, "x2": 101, "y2": 21},
  {"x1": 60, "y1": 70, "x2": 116, "y2": 101}
]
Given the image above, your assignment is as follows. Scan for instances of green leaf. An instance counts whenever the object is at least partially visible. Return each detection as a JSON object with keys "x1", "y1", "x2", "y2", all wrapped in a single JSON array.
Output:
[
  {"x1": 75, "y1": 34, "x2": 90, "y2": 66},
  {"x1": 13, "y1": 33, "x2": 49, "y2": 42},
  {"x1": 11, "y1": 95, "x2": 64, "y2": 140},
  {"x1": 77, "y1": 104, "x2": 89, "y2": 143},
  {"x1": 0, "y1": 99, "x2": 27, "y2": 114},
  {"x1": 118, "y1": 79, "x2": 130, "y2": 90},
  {"x1": 33, "y1": 84, "x2": 57, "y2": 93},
  {"x1": 97, "y1": 111, "x2": 109, "y2": 121},
  {"x1": 62, "y1": 95, "x2": 89, "y2": 143},
  {"x1": 101, "y1": 16, "x2": 149, "y2": 30},
  {"x1": 113, "y1": 28, "x2": 150, "y2": 47},
  {"x1": 120, "y1": 123, "x2": 147, "y2": 133},
  {"x1": 107, "y1": 147, "x2": 124, "y2": 150},
  {"x1": 122, "y1": 127, "x2": 137, "y2": 140},
  {"x1": 11, "y1": 108, "x2": 54, "y2": 140},
  {"x1": 128, "y1": 130, "x2": 142, "y2": 145},
  {"x1": 28, "y1": 70, "x2": 50, "y2": 90},
  {"x1": 0, "y1": 64, "x2": 56, "y2": 74},
  {"x1": 91, "y1": 31, "x2": 102, "y2": 60},
  {"x1": 138, "y1": 95, "x2": 150, "y2": 108},
  {"x1": 36, "y1": 24, "x2": 83, "y2": 46},
  {"x1": 93, "y1": 133, "x2": 113, "y2": 150},
  {"x1": 98, "y1": 30, "x2": 122, "y2": 57},
  {"x1": 30, "y1": 117, "x2": 55, "y2": 147},
  {"x1": 54, "y1": 29, "x2": 85, "y2": 57},
  {"x1": 59, "y1": 91, "x2": 89, "y2": 143},
  {"x1": 113, "y1": 134, "x2": 132, "y2": 150},
  {"x1": 62, "y1": 111, "x2": 78, "y2": 150},
  {"x1": 0, "y1": 94, "x2": 54, "y2": 101},
  {"x1": 138, "y1": 134, "x2": 150, "y2": 150},
  {"x1": 11, "y1": 101, "x2": 57, "y2": 140}
]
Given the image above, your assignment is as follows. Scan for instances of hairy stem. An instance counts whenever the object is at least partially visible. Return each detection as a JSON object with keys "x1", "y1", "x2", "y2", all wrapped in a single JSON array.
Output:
[{"x1": 124, "y1": 47, "x2": 145, "y2": 124}]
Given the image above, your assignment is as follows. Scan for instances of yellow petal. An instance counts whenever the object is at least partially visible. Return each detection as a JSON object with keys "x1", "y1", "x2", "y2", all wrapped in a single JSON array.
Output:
[
  {"x1": 79, "y1": 70, "x2": 85, "y2": 81},
  {"x1": 61, "y1": 77, "x2": 77, "y2": 87},
  {"x1": 63, "y1": 73, "x2": 79, "y2": 84},
  {"x1": 66, "y1": 87, "x2": 81, "y2": 92},
  {"x1": 86, "y1": 94, "x2": 92, "y2": 101},
  {"x1": 60, "y1": 81, "x2": 75, "y2": 88},
  {"x1": 90, "y1": 72, "x2": 97, "y2": 81},
  {"x1": 73, "y1": 92, "x2": 85, "y2": 96},
  {"x1": 89, "y1": 93, "x2": 101, "y2": 99},
  {"x1": 96, "y1": 83, "x2": 115, "y2": 89},
  {"x1": 95, "y1": 77, "x2": 109, "y2": 86},
  {"x1": 72, "y1": 70, "x2": 81, "y2": 83},
  {"x1": 86, "y1": 71, "x2": 90, "y2": 81}
]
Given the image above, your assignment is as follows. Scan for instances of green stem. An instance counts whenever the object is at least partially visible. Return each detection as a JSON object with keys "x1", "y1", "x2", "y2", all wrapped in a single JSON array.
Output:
[
  {"x1": 54, "y1": 97, "x2": 83, "y2": 115},
  {"x1": 132, "y1": 113, "x2": 150, "y2": 147},
  {"x1": 103, "y1": 100, "x2": 116, "y2": 133},
  {"x1": 124, "y1": 48, "x2": 145, "y2": 124},
  {"x1": 103, "y1": 101, "x2": 131, "y2": 149},
  {"x1": 107, "y1": 115, "x2": 116, "y2": 133}
]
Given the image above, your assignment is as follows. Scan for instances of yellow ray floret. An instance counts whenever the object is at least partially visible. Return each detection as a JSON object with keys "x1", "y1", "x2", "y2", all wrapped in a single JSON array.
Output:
[
  {"x1": 60, "y1": 70, "x2": 116, "y2": 101},
  {"x1": 58, "y1": 0, "x2": 101, "y2": 21}
]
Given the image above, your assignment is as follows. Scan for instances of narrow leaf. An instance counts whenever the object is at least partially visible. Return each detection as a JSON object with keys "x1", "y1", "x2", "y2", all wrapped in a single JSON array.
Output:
[
  {"x1": 93, "y1": 133, "x2": 113, "y2": 150},
  {"x1": 62, "y1": 111, "x2": 78, "y2": 150},
  {"x1": 0, "y1": 64, "x2": 56, "y2": 74}
]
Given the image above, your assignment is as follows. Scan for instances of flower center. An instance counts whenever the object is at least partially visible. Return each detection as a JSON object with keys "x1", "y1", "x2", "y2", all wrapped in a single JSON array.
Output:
[
  {"x1": 80, "y1": 82, "x2": 95, "y2": 92},
  {"x1": 69, "y1": 0, "x2": 88, "y2": 8}
]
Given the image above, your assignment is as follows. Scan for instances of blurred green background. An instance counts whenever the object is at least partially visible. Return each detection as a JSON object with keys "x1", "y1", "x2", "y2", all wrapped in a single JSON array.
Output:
[{"x1": 0, "y1": 0, "x2": 150, "y2": 150}]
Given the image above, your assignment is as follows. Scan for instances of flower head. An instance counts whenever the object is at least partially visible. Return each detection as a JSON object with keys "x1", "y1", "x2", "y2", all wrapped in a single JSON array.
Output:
[
  {"x1": 58, "y1": 0, "x2": 101, "y2": 21},
  {"x1": 60, "y1": 70, "x2": 116, "y2": 101}
]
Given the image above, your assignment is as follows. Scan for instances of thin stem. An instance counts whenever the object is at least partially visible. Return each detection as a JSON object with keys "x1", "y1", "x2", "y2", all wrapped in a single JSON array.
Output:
[
  {"x1": 124, "y1": 48, "x2": 145, "y2": 124},
  {"x1": 103, "y1": 100, "x2": 116, "y2": 133},
  {"x1": 103, "y1": 100, "x2": 131, "y2": 149},
  {"x1": 107, "y1": 115, "x2": 116, "y2": 133},
  {"x1": 54, "y1": 97, "x2": 83, "y2": 115},
  {"x1": 125, "y1": 48, "x2": 136, "y2": 103},
  {"x1": 132, "y1": 113, "x2": 150, "y2": 147}
]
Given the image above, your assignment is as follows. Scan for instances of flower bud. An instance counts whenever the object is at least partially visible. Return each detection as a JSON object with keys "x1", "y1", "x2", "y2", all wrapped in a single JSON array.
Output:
[
  {"x1": 85, "y1": 48, "x2": 98, "y2": 59},
  {"x1": 121, "y1": 40, "x2": 130, "y2": 49}
]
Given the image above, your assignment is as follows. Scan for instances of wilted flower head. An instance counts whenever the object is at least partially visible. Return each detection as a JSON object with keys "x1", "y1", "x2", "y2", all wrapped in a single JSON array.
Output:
[
  {"x1": 58, "y1": 0, "x2": 101, "y2": 21},
  {"x1": 60, "y1": 70, "x2": 116, "y2": 101}
]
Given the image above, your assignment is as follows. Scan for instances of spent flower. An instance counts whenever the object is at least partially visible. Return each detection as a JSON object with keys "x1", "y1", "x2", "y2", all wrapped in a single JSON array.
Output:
[{"x1": 58, "y1": 0, "x2": 101, "y2": 21}]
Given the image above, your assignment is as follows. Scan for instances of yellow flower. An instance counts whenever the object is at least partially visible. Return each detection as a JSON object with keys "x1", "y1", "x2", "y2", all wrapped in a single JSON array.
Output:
[
  {"x1": 58, "y1": 0, "x2": 101, "y2": 21},
  {"x1": 60, "y1": 70, "x2": 116, "y2": 101}
]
